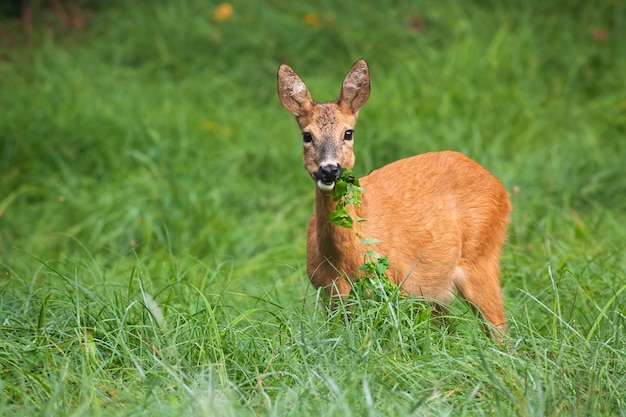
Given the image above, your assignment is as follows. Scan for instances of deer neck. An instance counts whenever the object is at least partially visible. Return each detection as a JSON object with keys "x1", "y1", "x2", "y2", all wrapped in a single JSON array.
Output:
[{"x1": 314, "y1": 187, "x2": 362, "y2": 258}]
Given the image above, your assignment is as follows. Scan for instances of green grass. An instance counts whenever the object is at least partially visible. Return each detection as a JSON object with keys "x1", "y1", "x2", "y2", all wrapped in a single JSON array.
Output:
[{"x1": 1, "y1": 0, "x2": 625, "y2": 415}]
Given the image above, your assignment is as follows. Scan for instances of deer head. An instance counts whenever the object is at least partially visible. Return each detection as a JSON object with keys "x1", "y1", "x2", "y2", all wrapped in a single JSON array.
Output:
[{"x1": 277, "y1": 59, "x2": 370, "y2": 192}]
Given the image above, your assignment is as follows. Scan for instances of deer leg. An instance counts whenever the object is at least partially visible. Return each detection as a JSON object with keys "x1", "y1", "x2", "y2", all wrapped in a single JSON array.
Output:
[{"x1": 454, "y1": 263, "x2": 507, "y2": 340}]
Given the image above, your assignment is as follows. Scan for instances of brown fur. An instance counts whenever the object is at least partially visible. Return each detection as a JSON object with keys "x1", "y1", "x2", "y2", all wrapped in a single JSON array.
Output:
[{"x1": 277, "y1": 59, "x2": 511, "y2": 333}]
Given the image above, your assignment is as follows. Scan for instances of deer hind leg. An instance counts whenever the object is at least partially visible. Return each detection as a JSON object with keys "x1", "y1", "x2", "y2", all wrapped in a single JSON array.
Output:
[{"x1": 453, "y1": 260, "x2": 507, "y2": 339}]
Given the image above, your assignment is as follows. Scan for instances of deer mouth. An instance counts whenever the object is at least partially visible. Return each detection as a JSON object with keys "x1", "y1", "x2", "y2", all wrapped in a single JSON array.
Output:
[{"x1": 316, "y1": 179, "x2": 336, "y2": 192}]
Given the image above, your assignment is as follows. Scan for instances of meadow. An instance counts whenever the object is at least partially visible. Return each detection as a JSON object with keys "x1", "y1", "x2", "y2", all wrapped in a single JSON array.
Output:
[{"x1": 1, "y1": 1, "x2": 625, "y2": 415}]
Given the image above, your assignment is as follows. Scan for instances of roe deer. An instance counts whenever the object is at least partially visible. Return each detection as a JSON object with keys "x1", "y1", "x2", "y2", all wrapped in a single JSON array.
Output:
[{"x1": 277, "y1": 59, "x2": 511, "y2": 334}]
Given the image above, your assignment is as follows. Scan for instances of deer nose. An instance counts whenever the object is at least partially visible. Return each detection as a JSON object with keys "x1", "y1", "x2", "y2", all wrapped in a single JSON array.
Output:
[{"x1": 318, "y1": 164, "x2": 342, "y2": 184}]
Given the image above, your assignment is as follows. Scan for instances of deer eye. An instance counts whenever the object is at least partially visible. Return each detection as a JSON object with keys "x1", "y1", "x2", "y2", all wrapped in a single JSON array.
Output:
[
  {"x1": 343, "y1": 130, "x2": 354, "y2": 141},
  {"x1": 302, "y1": 132, "x2": 313, "y2": 143}
]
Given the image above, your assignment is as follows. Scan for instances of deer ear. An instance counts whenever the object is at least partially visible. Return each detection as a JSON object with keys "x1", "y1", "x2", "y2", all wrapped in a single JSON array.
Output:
[
  {"x1": 338, "y1": 59, "x2": 370, "y2": 114},
  {"x1": 277, "y1": 64, "x2": 314, "y2": 117}
]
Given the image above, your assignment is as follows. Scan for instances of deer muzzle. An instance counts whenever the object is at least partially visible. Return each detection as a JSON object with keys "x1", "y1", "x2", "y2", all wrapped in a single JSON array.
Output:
[{"x1": 315, "y1": 163, "x2": 342, "y2": 191}]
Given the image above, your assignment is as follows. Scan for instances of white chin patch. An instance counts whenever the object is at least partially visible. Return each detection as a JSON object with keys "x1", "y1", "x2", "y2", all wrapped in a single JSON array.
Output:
[{"x1": 317, "y1": 180, "x2": 336, "y2": 192}]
